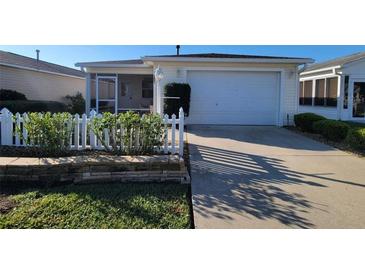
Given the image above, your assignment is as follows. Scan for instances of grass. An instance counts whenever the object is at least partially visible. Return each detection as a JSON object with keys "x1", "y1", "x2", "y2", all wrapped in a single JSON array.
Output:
[{"x1": 0, "y1": 182, "x2": 191, "y2": 229}]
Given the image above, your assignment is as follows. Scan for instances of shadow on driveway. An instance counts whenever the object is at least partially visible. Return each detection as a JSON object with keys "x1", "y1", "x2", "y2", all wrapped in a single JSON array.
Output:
[{"x1": 190, "y1": 143, "x2": 365, "y2": 228}]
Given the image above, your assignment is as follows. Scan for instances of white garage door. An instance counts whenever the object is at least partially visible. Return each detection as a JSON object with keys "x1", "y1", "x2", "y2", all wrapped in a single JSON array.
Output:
[{"x1": 187, "y1": 70, "x2": 280, "y2": 125}]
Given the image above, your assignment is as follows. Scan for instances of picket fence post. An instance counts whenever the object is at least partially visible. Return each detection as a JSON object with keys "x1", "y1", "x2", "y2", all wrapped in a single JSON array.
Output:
[
  {"x1": 89, "y1": 110, "x2": 97, "y2": 148},
  {"x1": 163, "y1": 114, "x2": 168, "y2": 154},
  {"x1": 22, "y1": 113, "x2": 28, "y2": 146},
  {"x1": 178, "y1": 108, "x2": 184, "y2": 156},
  {"x1": 171, "y1": 114, "x2": 176, "y2": 154},
  {"x1": 1, "y1": 108, "x2": 13, "y2": 145}
]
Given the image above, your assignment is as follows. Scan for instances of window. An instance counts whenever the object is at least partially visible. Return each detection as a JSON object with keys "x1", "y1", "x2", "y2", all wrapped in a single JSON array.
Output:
[
  {"x1": 142, "y1": 79, "x2": 153, "y2": 98},
  {"x1": 299, "y1": 80, "x2": 313, "y2": 105},
  {"x1": 314, "y1": 79, "x2": 325, "y2": 106},
  {"x1": 326, "y1": 77, "x2": 338, "y2": 107}
]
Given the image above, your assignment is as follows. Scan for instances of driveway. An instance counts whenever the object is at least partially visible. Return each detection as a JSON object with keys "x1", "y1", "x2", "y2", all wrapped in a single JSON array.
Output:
[{"x1": 187, "y1": 125, "x2": 365, "y2": 228}]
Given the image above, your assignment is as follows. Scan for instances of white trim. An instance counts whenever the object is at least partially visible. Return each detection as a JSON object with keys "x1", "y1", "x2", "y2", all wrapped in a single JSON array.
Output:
[
  {"x1": 300, "y1": 73, "x2": 336, "y2": 81},
  {"x1": 0, "y1": 62, "x2": 85, "y2": 80},
  {"x1": 96, "y1": 76, "x2": 118, "y2": 114},
  {"x1": 142, "y1": 56, "x2": 313, "y2": 64},
  {"x1": 278, "y1": 71, "x2": 285, "y2": 126},
  {"x1": 85, "y1": 74, "x2": 91, "y2": 114},
  {"x1": 300, "y1": 65, "x2": 341, "y2": 75},
  {"x1": 76, "y1": 62, "x2": 150, "y2": 68},
  {"x1": 349, "y1": 78, "x2": 365, "y2": 121},
  {"x1": 183, "y1": 66, "x2": 286, "y2": 72}
]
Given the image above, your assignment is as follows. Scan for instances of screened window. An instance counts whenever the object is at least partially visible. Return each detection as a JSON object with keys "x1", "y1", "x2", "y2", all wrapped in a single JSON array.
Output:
[
  {"x1": 326, "y1": 77, "x2": 338, "y2": 107},
  {"x1": 314, "y1": 79, "x2": 325, "y2": 106},
  {"x1": 299, "y1": 80, "x2": 313, "y2": 105},
  {"x1": 142, "y1": 79, "x2": 153, "y2": 98}
]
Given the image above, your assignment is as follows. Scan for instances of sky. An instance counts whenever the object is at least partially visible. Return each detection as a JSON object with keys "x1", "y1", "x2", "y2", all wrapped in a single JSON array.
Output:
[{"x1": 1, "y1": 45, "x2": 365, "y2": 69}]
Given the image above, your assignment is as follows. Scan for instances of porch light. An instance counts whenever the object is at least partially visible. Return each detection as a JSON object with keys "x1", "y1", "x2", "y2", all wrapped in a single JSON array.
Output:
[{"x1": 154, "y1": 66, "x2": 164, "y2": 81}]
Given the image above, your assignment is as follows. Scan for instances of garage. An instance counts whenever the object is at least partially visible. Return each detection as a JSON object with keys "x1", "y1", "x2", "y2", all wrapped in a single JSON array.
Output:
[{"x1": 187, "y1": 70, "x2": 280, "y2": 125}]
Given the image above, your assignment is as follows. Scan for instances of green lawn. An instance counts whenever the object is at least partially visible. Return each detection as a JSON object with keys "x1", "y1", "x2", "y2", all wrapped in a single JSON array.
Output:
[{"x1": 0, "y1": 183, "x2": 191, "y2": 229}]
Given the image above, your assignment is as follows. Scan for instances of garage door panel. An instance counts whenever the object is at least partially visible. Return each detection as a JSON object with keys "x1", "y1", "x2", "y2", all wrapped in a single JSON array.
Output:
[{"x1": 187, "y1": 70, "x2": 279, "y2": 125}]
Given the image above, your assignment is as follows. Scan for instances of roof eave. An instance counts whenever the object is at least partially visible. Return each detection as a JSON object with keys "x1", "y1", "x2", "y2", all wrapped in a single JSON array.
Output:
[
  {"x1": 75, "y1": 62, "x2": 150, "y2": 68},
  {"x1": 0, "y1": 62, "x2": 85, "y2": 79},
  {"x1": 142, "y1": 56, "x2": 314, "y2": 65},
  {"x1": 300, "y1": 65, "x2": 342, "y2": 75}
]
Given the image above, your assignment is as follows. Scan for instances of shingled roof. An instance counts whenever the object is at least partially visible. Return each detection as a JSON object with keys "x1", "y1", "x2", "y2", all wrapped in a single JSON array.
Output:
[
  {"x1": 145, "y1": 53, "x2": 308, "y2": 60},
  {"x1": 303, "y1": 51, "x2": 365, "y2": 72},
  {"x1": 0, "y1": 50, "x2": 85, "y2": 78}
]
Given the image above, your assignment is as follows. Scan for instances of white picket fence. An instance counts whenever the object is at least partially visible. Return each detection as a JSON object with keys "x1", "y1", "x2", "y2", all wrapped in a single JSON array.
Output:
[{"x1": 0, "y1": 107, "x2": 185, "y2": 156}]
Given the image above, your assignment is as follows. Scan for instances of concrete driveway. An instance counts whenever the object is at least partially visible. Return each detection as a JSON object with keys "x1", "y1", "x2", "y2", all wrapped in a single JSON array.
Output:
[{"x1": 187, "y1": 125, "x2": 365, "y2": 228}]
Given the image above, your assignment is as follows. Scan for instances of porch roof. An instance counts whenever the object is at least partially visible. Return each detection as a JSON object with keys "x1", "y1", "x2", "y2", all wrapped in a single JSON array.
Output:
[{"x1": 76, "y1": 52, "x2": 314, "y2": 70}]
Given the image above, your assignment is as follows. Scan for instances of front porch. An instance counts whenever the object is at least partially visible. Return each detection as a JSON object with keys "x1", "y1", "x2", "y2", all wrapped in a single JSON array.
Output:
[{"x1": 86, "y1": 73, "x2": 154, "y2": 114}]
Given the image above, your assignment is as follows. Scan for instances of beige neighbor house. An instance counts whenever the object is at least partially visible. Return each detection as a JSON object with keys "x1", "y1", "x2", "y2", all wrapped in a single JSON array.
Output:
[
  {"x1": 76, "y1": 53, "x2": 313, "y2": 126},
  {"x1": 0, "y1": 50, "x2": 86, "y2": 102}
]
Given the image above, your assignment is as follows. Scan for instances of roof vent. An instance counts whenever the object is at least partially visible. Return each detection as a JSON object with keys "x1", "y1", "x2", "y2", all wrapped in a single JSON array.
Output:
[
  {"x1": 36, "y1": 49, "x2": 40, "y2": 61},
  {"x1": 176, "y1": 45, "x2": 180, "y2": 56}
]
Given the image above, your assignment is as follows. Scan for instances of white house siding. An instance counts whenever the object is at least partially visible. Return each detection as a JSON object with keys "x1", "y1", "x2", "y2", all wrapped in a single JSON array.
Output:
[
  {"x1": 299, "y1": 59, "x2": 365, "y2": 121},
  {"x1": 154, "y1": 62, "x2": 299, "y2": 125},
  {"x1": 298, "y1": 106, "x2": 339, "y2": 119},
  {"x1": 0, "y1": 65, "x2": 85, "y2": 102}
]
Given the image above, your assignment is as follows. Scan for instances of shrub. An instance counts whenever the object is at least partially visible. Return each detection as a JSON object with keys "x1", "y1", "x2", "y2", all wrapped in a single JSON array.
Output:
[
  {"x1": 65, "y1": 92, "x2": 85, "y2": 114},
  {"x1": 89, "y1": 111, "x2": 164, "y2": 155},
  {"x1": 164, "y1": 83, "x2": 191, "y2": 116},
  {"x1": 345, "y1": 128, "x2": 365, "y2": 150},
  {"x1": 0, "y1": 89, "x2": 27, "y2": 101},
  {"x1": 294, "y1": 113, "x2": 326, "y2": 132},
  {"x1": 16, "y1": 112, "x2": 74, "y2": 154},
  {"x1": 0, "y1": 100, "x2": 67, "y2": 113},
  {"x1": 313, "y1": 119, "x2": 350, "y2": 142}
]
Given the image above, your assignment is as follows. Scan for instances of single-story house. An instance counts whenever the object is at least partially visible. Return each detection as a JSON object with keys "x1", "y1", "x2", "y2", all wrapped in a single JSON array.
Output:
[
  {"x1": 76, "y1": 53, "x2": 313, "y2": 126},
  {"x1": 299, "y1": 51, "x2": 365, "y2": 123},
  {"x1": 0, "y1": 50, "x2": 86, "y2": 102}
]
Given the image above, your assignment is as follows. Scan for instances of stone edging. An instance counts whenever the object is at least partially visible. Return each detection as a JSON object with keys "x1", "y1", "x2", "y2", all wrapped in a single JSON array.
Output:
[{"x1": 0, "y1": 155, "x2": 190, "y2": 187}]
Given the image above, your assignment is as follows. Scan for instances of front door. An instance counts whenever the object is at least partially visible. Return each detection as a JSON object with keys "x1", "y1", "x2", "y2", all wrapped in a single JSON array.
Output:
[
  {"x1": 350, "y1": 79, "x2": 365, "y2": 121},
  {"x1": 96, "y1": 76, "x2": 117, "y2": 113}
]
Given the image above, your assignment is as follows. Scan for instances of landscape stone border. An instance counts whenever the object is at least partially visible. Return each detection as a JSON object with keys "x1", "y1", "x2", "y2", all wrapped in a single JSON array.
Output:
[{"x1": 0, "y1": 155, "x2": 190, "y2": 188}]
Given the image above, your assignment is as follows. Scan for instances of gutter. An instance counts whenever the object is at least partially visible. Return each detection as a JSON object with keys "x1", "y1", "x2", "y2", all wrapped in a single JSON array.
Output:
[
  {"x1": 300, "y1": 65, "x2": 341, "y2": 76},
  {"x1": 75, "y1": 62, "x2": 151, "y2": 69},
  {"x1": 142, "y1": 56, "x2": 314, "y2": 65}
]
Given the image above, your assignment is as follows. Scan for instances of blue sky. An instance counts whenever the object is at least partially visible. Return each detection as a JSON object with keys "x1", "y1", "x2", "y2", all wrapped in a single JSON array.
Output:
[{"x1": 1, "y1": 45, "x2": 365, "y2": 69}]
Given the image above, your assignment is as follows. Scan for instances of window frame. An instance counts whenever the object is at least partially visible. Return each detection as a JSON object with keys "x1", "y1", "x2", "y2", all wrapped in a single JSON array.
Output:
[
  {"x1": 141, "y1": 78, "x2": 153, "y2": 99},
  {"x1": 299, "y1": 76, "x2": 339, "y2": 108}
]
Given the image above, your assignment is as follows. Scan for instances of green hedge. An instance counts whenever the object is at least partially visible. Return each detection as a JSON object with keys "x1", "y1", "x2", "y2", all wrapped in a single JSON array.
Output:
[
  {"x1": 346, "y1": 128, "x2": 365, "y2": 150},
  {"x1": 0, "y1": 100, "x2": 67, "y2": 113},
  {"x1": 0, "y1": 89, "x2": 27, "y2": 100},
  {"x1": 313, "y1": 119, "x2": 350, "y2": 142},
  {"x1": 294, "y1": 113, "x2": 326, "y2": 132},
  {"x1": 163, "y1": 83, "x2": 191, "y2": 116}
]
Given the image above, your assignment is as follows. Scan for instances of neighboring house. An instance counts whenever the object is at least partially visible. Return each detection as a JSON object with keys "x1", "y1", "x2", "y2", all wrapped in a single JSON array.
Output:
[
  {"x1": 76, "y1": 53, "x2": 313, "y2": 126},
  {"x1": 299, "y1": 51, "x2": 365, "y2": 123},
  {"x1": 0, "y1": 50, "x2": 86, "y2": 102}
]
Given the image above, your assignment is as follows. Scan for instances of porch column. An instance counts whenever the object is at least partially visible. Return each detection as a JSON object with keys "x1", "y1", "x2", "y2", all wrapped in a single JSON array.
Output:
[
  {"x1": 85, "y1": 73, "x2": 91, "y2": 114},
  {"x1": 154, "y1": 66, "x2": 164, "y2": 114}
]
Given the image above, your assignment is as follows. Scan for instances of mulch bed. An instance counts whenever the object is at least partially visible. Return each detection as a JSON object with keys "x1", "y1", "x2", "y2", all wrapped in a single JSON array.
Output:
[
  {"x1": 0, "y1": 146, "x2": 163, "y2": 158},
  {"x1": 0, "y1": 195, "x2": 17, "y2": 214},
  {"x1": 285, "y1": 126, "x2": 365, "y2": 158},
  {"x1": 0, "y1": 146, "x2": 113, "y2": 158}
]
